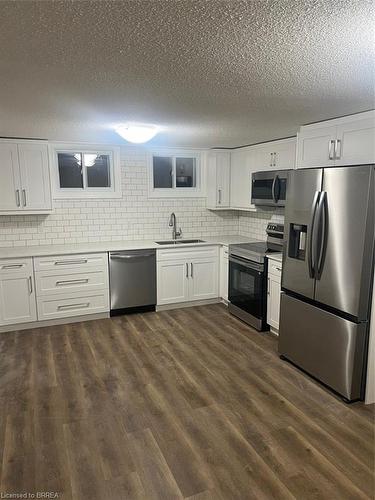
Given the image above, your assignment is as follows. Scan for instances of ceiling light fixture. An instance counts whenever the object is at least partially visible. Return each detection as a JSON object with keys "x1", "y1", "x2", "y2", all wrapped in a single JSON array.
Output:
[{"x1": 115, "y1": 123, "x2": 159, "y2": 143}]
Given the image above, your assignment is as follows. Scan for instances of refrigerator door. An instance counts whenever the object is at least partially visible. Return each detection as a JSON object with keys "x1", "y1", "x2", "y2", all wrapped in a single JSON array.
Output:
[
  {"x1": 279, "y1": 293, "x2": 367, "y2": 400},
  {"x1": 282, "y1": 168, "x2": 323, "y2": 299},
  {"x1": 314, "y1": 166, "x2": 375, "y2": 319}
]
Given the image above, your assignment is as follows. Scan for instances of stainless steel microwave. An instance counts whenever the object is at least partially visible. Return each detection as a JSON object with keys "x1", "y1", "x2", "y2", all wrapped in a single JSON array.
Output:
[{"x1": 251, "y1": 169, "x2": 291, "y2": 207}]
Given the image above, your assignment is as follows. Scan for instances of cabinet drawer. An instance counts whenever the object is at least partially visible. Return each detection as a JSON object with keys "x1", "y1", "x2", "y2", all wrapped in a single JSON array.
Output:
[
  {"x1": 34, "y1": 253, "x2": 107, "y2": 272},
  {"x1": 0, "y1": 257, "x2": 33, "y2": 276},
  {"x1": 37, "y1": 290, "x2": 109, "y2": 320},
  {"x1": 268, "y1": 259, "x2": 282, "y2": 279},
  {"x1": 35, "y1": 269, "x2": 108, "y2": 296},
  {"x1": 157, "y1": 245, "x2": 219, "y2": 262}
]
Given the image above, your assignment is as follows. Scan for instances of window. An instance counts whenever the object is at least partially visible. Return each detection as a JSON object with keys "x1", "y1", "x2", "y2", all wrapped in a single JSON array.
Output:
[
  {"x1": 51, "y1": 144, "x2": 121, "y2": 199},
  {"x1": 148, "y1": 151, "x2": 203, "y2": 198}
]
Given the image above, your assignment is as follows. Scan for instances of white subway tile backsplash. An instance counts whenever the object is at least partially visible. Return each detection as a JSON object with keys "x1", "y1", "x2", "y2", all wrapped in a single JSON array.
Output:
[{"x1": 0, "y1": 145, "x2": 286, "y2": 247}]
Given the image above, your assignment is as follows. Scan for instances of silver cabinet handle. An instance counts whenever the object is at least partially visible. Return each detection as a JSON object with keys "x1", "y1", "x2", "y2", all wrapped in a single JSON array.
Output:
[
  {"x1": 22, "y1": 189, "x2": 27, "y2": 207},
  {"x1": 190, "y1": 262, "x2": 193, "y2": 278},
  {"x1": 186, "y1": 262, "x2": 189, "y2": 278},
  {"x1": 15, "y1": 190, "x2": 20, "y2": 207},
  {"x1": 270, "y1": 153, "x2": 273, "y2": 167},
  {"x1": 267, "y1": 277, "x2": 270, "y2": 295},
  {"x1": 57, "y1": 302, "x2": 90, "y2": 311},
  {"x1": 334, "y1": 139, "x2": 341, "y2": 159},
  {"x1": 328, "y1": 140, "x2": 335, "y2": 160},
  {"x1": 276, "y1": 267, "x2": 282, "y2": 272},
  {"x1": 218, "y1": 189, "x2": 222, "y2": 204},
  {"x1": 56, "y1": 278, "x2": 89, "y2": 286},
  {"x1": 55, "y1": 259, "x2": 88, "y2": 265},
  {"x1": 273, "y1": 152, "x2": 277, "y2": 167},
  {"x1": 28, "y1": 276, "x2": 33, "y2": 294},
  {"x1": 1, "y1": 263, "x2": 24, "y2": 269}
]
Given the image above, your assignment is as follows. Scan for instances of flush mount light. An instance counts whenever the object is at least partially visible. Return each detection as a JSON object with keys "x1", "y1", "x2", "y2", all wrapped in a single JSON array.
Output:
[{"x1": 115, "y1": 123, "x2": 159, "y2": 143}]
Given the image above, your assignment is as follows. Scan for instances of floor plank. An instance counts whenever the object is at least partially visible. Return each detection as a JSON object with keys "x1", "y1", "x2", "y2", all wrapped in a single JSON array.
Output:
[{"x1": 0, "y1": 304, "x2": 373, "y2": 499}]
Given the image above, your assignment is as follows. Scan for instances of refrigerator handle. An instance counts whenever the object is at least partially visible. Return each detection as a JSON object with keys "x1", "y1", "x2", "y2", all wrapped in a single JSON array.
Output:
[
  {"x1": 308, "y1": 191, "x2": 321, "y2": 278},
  {"x1": 315, "y1": 191, "x2": 328, "y2": 279}
]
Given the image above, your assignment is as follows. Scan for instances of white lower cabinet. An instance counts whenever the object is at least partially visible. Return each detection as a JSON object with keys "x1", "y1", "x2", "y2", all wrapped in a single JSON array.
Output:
[
  {"x1": 157, "y1": 246, "x2": 219, "y2": 306},
  {"x1": 0, "y1": 258, "x2": 37, "y2": 326},
  {"x1": 219, "y1": 246, "x2": 229, "y2": 301},
  {"x1": 267, "y1": 257, "x2": 282, "y2": 333},
  {"x1": 34, "y1": 252, "x2": 109, "y2": 320}
]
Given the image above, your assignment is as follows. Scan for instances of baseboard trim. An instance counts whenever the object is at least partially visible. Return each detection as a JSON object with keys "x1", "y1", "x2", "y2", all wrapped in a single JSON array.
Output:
[
  {"x1": 0, "y1": 312, "x2": 110, "y2": 333},
  {"x1": 156, "y1": 298, "x2": 220, "y2": 312}
]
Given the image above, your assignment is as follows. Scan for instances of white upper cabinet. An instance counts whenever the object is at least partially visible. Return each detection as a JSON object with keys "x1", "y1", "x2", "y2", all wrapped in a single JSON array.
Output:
[
  {"x1": 230, "y1": 148, "x2": 256, "y2": 210},
  {"x1": 255, "y1": 138, "x2": 296, "y2": 171},
  {"x1": 296, "y1": 111, "x2": 375, "y2": 169},
  {"x1": 206, "y1": 151, "x2": 231, "y2": 208},
  {"x1": 0, "y1": 143, "x2": 21, "y2": 211},
  {"x1": 0, "y1": 140, "x2": 52, "y2": 214}
]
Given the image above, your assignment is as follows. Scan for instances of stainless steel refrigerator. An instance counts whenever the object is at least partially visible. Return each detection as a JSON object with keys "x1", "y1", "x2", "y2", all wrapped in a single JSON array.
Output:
[{"x1": 279, "y1": 165, "x2": 375, "y2": 402}]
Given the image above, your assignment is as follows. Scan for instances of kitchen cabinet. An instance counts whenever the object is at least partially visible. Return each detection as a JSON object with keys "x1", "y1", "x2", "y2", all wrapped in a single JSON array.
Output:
[
  {"x1": 220, "y1": 245, "x2": 229, "y2": 302},
  {"x1": 34, "y1": 252, "x2": 109, "y2": 320},
  {"x1": 206, "y1": 151, "x2": 231, "y2": 208},
  {"x1": 0, "y1": 140, "x2": 52, "y2": 214},
  {"x1": 230, "y1": 148, "x2": 256, "y2": 210},
  {"x1": 296, "y1": 111, "x2": 375, "y2": 168},
  {"x1": 267, "y1": 257, "x2": 282, "y2": 334},
  {"x1": 157, "y1": 246, "x2": 219, "y2": 306},
  {"x1": 0, "y1": 258, "x2": 37, "y2": 326},
  {"x1": 255, "y1": 138, "x2": 296, "y2": 171}
]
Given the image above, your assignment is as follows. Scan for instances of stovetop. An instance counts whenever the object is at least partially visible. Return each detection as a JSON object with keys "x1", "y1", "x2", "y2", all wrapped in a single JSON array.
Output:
[{"x1": 229, "y1": 241, "x2": 280, "y2": 263}]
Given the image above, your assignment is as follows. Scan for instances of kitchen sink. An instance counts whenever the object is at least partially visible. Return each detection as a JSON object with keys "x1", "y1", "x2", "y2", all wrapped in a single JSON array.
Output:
[{"x1": 156, "y1": 239, "x2": 205, "y2": 245}]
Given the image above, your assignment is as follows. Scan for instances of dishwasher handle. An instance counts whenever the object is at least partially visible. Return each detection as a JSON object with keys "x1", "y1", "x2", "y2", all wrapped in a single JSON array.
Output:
[{"x1": 110, "y1": 251, "x2": 155, "y2": 260}]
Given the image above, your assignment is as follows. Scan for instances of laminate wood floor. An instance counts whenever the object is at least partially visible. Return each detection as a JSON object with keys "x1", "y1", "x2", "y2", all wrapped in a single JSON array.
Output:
[{"x1": 0, "y1": 304, "x2": 374, "y2": 499}]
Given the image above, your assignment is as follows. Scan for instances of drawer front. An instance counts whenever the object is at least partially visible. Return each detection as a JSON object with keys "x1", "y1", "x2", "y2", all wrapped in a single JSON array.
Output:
[
  {"x1": 37, "y1": 290, "x2": 109, "y2": 320},
  {"x1": 0, "y1": 257, "x2": 33, "y2": 276},
  {"x1": 34, "y1": 253, "x2": 108, "y2": 272},
  {"x1": 268, "y1": 259, "x2": 282, "y2": 279},
  {"x1": 35, "y1": 269, "x2": 109, "y2": 296},
  {"x1": 157, "y1": 245, "x2": 219, "y2": 262}
]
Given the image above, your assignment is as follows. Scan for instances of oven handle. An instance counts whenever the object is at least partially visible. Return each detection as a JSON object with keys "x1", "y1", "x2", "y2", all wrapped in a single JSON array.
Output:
[{"x1": 229, "y1": 254, "x2": 264, "y2": 272}]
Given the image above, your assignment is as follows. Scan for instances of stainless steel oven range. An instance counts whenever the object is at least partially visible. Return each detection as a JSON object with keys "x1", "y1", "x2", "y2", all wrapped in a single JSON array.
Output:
[{"x1": 228, "y1": 224, "x2": 284, "y2": 330}]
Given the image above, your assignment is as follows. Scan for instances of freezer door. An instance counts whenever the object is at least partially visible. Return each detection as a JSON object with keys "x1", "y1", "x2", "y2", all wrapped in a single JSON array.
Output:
[
  {"x1": 315, "y1": 166, "x2": 375, "y2": 319},
  {"x1": 282, "y1": 168, "x2": 322, "y2": 299},
  {"x1": 279, "y1": 294, "x2": 367, "y2": 400}
]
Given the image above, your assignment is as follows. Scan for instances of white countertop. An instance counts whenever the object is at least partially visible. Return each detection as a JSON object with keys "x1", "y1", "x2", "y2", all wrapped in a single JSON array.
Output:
[
  {"x1": 0, "y1": 235, "x2": 258, "y2": 259},
  {"x1": 267, "y1": 252, "x2": 283, "y2": 263}
]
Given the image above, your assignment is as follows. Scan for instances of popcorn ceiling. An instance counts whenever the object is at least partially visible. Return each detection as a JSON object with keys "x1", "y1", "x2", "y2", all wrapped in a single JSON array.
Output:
[{"x1": 0, "y1": 1, "x2": 373, "y2": 147}]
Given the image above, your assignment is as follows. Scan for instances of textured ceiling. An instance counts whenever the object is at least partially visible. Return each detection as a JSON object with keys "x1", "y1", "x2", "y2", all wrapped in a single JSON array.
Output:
[{"x1": 0, "y1": 0, "x2": 374, "y2": 148}]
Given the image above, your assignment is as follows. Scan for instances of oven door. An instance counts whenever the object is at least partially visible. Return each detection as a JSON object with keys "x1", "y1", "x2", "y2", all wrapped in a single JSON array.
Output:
[
  {"x1": 251, "y1": 170, "x2": 288, "y2": 207},
  {"x1": 228, "y1": 254, "x2": 267, "y2": 328}
]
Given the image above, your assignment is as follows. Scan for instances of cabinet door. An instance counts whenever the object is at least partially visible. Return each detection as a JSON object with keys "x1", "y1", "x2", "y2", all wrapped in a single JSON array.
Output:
[
  {"x1": 335, "y1": 118, "x2": 375, "y2": 166},
  {"x1": 0, "y1": 275, "x2": 37, "y2": 326},
  {"x1": 216, "y1": 152, "x2": 230, "y2": 207},
  {"x1": 255, "y1": 145, "x2": 274, "y2": 170},
  {"x1": 296, "y1": 126, "x2": 336, "y2": 168},
  {"x1": 219, "y1": 247, "x2": 229, "y2": 301},
  {"x1": 267, "y1": 275, "x2": 281, "y2": 331},
  {"x1": 0, "y1": 142, "x2": 21, "y2": 211},
  {"x1": 157, "y1": 260, "x2": 189, "y2": 305},
  {"x1": 189, "y1": 258, "x2": 219, "y2": 301},
  {"x1": 18, "y1": 143, "x2": 52, "y2": 210},
  {"x1": 274, "y1": 140, "x2": 296, "y2": 170},
  {"x1": 230, "y1": 149, "x2": 256, "y2": 209}
]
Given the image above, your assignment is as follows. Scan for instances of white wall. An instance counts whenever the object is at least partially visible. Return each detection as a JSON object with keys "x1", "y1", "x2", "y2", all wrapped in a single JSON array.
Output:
[{"x1": 0, "y1": 147, "x2": 239, "y2": 247}]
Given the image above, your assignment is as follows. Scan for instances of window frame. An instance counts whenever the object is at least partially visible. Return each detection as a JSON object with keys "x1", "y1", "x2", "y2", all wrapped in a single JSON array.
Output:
[
  {"x1": 50, "y1": 143, "x2": 121, "y2": 199},
  {"x1": 147, "y1": 149, "x2": 205, "y2": 198}
]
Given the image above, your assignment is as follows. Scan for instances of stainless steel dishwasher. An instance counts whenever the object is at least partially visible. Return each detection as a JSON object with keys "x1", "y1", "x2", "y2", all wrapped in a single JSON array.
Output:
[{"x1": 109, "y1": 249, "x2": 156, "y2": 314}]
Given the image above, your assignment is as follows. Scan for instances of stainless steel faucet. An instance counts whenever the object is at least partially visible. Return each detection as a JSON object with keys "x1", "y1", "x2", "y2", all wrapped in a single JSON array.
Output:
[{"x1": 169, "y1": 212, "x2": 182, "y2": 240}]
